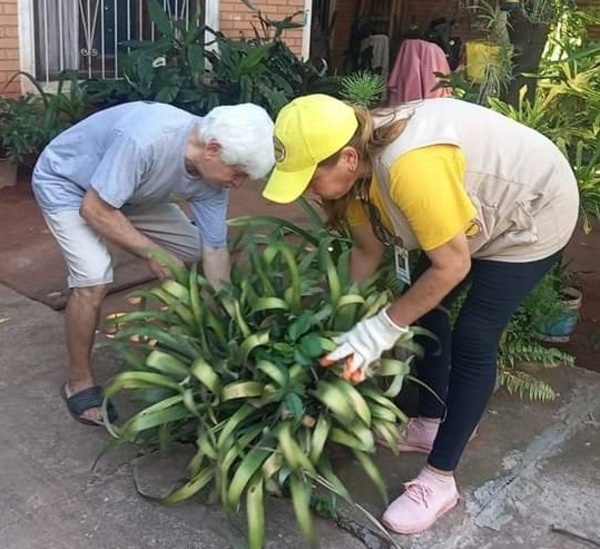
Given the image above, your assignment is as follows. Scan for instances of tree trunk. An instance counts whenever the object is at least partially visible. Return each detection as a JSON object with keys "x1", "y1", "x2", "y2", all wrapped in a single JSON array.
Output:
[{"x1": 503, "y1": 10, "x2": 550, "y2": 106}]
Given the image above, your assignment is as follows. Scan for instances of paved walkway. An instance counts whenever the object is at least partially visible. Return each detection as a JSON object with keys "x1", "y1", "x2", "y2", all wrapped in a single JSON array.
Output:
[{"x1": 1, "y1": 284, "x2": 599, "y2": 549}]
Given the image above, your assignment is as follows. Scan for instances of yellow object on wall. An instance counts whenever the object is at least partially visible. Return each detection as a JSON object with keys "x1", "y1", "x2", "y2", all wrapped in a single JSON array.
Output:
[{"x1": 465, "y1": 41, "x2": 502, "y2": 84}]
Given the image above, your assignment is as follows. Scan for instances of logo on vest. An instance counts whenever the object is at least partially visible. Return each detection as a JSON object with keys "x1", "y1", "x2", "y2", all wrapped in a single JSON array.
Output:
[
  {"x1": 465, "y1": 219, "x2": 483, "y2": 238},
  {"x1": 274, "y1": 136, "x2": 286, "y2": 163}
]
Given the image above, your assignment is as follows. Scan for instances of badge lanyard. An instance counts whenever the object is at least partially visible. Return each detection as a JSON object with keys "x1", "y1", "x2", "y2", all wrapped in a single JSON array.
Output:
[{"x1": 358, "y1": 190, "x2": 411, "y2": 285}]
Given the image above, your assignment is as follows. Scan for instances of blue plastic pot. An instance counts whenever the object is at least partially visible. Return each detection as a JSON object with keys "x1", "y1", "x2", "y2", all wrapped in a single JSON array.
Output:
[{"x1": 535, "y1": 287, "x2": 582, "y2": 343}]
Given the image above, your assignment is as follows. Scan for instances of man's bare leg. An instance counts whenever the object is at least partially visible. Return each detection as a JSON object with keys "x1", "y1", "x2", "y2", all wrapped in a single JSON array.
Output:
[{"x1": 64, "y1": 284, "x2": 108, "y2": 422}]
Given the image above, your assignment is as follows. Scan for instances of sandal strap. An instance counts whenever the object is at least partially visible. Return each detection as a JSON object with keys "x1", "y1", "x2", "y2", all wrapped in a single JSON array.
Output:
[{"x1": 66, "y1": 386, "x2": 103, "y2": 417}]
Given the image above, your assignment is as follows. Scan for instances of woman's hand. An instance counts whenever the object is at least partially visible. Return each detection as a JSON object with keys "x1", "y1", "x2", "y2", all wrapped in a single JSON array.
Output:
[{"x1": 323, "y1": 307, "x2": 409, "y2": 380}]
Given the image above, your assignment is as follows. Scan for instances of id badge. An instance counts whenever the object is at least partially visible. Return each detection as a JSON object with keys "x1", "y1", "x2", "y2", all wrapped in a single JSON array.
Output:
[{"x1": 394, "y1": 245, "x2": 411, "y2": 285}]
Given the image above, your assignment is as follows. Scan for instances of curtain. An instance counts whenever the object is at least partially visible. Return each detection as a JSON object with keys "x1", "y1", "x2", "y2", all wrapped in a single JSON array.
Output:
[{"x1": 36, "y1": 0, "x2": 80, "y2": 80}]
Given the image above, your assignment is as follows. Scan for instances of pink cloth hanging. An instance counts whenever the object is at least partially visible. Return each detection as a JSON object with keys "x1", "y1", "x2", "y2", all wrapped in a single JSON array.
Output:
[{"x1": 387, "y1": 39, "x2": 452, "y2": 105}]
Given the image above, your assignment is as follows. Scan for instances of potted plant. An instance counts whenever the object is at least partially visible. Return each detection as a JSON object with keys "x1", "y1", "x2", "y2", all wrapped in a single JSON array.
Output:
[
  {"x1": 532, "y1": 263, "x2": 582, "y2": 343},
  {"x1": 497, "y1": 266, "x2": 577, "y2": 402},
  {"x1": 339, "y1": 70, "x2": 386, "y2": 107},
  {"x1": 463, "y1": 1, "x2": 514, "y2": 103},
  {"x1": 0, "y1": 94, "x2": 46, "y2": 188}
]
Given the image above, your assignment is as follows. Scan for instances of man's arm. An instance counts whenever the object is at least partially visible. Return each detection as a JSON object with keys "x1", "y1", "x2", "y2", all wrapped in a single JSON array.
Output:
[
  {"x1": 187, "y1": 189, "x2": 230, "y2": 288},
  {"x1": 386, "y1": 231, "x2": 471, "y2": 327},
  {"x1": 350, "y1": 222, "x2": 386, "y2": 283},
  {"x1": 80, "y1": 189, "x2": 180, "y2": 279},
  {"x1": 202, "y1": 244, "x2": 230, "y2": 287}
]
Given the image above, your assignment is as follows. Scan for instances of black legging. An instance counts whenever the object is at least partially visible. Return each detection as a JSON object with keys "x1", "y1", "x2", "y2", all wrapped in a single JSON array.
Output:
[{"x1": 412, "y1": 251, "x2": 561, "y2": 471}]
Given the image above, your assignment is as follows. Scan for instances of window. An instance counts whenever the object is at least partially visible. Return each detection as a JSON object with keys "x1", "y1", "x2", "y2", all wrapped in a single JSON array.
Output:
[{"x1": 33, "y1": 0, "x2": 202, "y2": 83}]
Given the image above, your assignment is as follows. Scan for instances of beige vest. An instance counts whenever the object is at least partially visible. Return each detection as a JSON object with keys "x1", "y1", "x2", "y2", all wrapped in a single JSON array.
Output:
[{"x1": 372, "y1": 98, "x2": 579, "y2": 262}]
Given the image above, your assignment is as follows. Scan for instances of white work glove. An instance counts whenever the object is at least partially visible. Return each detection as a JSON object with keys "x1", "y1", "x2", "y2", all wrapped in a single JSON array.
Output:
[{"x1": 325, "y1": 307, "x2": 409, "y2": 381}]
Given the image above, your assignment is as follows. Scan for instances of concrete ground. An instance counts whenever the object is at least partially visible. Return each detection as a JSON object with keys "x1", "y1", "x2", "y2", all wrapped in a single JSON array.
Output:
[{"x1": 1, "y1": 282, "x2": 599, "y2": 549}]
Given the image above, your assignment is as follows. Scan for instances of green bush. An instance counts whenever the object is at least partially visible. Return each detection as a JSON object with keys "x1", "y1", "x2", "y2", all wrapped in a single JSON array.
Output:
[
  {"x1": 81, "y1": 1, "x2": 340, "y2": 117},
  {"x1": 0, "y1": 95, "x2": 47, "y2": 163},
  {"x1": 103, "y1": 219, "x2": 417, "y2": 549}
]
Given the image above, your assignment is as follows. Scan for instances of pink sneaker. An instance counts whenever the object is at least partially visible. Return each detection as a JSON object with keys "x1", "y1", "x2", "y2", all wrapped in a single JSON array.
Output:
[
  {"x1": 376, "y1": 418, "x2": 439, "y2": 454},
  {"x1": 375, "y1": 418, "x2": 479, "y2": 454},
  {"x1": 382, "y1": 468, "x2": 460, "y2": 535}
]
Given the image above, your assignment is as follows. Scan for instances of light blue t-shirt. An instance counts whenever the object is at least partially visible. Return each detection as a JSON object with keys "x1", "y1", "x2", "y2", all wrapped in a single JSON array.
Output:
[{"x1": 32, "y1": 101, "x2": 229, "y2": 248}]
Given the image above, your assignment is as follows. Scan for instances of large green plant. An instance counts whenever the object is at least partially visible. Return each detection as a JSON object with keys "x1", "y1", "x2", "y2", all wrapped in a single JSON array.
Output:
[
  {"x1": 81, "y1": 0, "x2": 208, "y2": 112},
  {"x1": 8, "y1": 70, "x2": 89, "y2": 153},
  {"x1": 103, "y1": 219, "x2": 419, "y2": 549},
  {"x1": 81, "y1": 1, "x2": 339, "y2": 117},
  {"x1": 0, "y1": 94, "x2": 46, "y2": 163},
  {"x1": 488, "y1": 43, "x2": 600, "y2": 232}
]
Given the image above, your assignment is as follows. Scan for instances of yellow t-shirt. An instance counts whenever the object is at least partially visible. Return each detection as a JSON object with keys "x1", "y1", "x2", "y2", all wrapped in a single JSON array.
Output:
[{"x1": 346, "y1": 144, "x2": 477, "y2": 251}]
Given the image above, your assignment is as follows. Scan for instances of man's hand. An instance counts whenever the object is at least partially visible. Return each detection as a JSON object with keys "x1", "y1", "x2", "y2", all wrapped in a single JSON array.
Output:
[
  {"x1": 147, "y1": 254, "x2": 184, "y2": 280},
  {"x1": 324, "y1": 307, "x2": 409, "y2": 380}
]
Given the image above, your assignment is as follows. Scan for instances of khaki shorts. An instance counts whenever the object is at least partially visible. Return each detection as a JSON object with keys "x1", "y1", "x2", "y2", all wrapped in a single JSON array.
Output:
[{"x1": 43, "y1": 204, "x2": 201, "y2": 288}]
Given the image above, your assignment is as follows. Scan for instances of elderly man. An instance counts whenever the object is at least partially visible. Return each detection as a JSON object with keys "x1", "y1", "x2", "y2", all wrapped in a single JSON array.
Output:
[{"x1": 32, "y1": 100, "x2": 275, "y2": 426}]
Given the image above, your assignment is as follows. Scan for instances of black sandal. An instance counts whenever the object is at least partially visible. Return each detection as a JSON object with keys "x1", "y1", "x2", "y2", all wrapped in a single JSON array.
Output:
[{"x1": 60, "y1": 383, "x2": 118, "y2": 426}]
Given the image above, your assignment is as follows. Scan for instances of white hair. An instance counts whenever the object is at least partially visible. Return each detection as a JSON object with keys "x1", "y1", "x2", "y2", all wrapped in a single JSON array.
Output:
[{"x1": 199, "y1": 103, "x2": 275, "y2": 180}]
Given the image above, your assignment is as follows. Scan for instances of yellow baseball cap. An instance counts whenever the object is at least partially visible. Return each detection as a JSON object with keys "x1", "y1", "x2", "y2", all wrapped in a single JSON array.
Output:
[{"x1": 262, "y1": 94, "x2": 359, "y2": 204}]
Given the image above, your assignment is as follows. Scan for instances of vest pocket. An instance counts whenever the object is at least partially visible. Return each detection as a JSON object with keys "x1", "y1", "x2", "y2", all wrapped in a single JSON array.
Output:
[
  {"x1": 469, "y1": 198, "x2": 539, "y2": 258},
  {"x1": 500, "y1": 200, "x2": 539, "y2": 247}
]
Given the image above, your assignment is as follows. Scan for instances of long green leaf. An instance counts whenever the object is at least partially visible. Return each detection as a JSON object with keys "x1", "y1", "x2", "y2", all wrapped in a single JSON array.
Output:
[
  {"x1": 309, "y1": 413, "x2": 330, "y2": 463},
  {"x1": 319, "y1": 238, "x2": 342, "y2": 306},
  {"x1": 256, "y1": 359, "x2": 288, "y2": 388},
  {"x1": 191, "y1": 357, "x2": 221, "y2": 394},
  {"x1": 217, "y1": 425, "x2": 264, "y2": 508},
  {"x1": 263, "y1": 243, "x2": 302, "y2": 313},
  {"x1": 246, "y1": 475, "x2": 266, "y2": 549},
  {"x1": 353, "y1": 450, "x2": 388, "y2": 504},
  {"x1": 289, "y1": 474, "x2": 315, "y2": 547},
  {"x1": 147, "y1": 0, "x2": 175, "y2": 37},
  {"x1": 162, "y1": 464, "x2": 216, "y2": 504},
  {"x1": 227, "y1": 447, "x2": 271, "y2": 509},
  {"x1": 228, "y1": 215, "x2": 318, "y2": 245},
  {"x1": 145, "y1": 350, "x2": 190, "y2": 379},
  {"x1": 239, "y1": 332, "x2": 269, "y2": 363},
  {"x1": 104, "y1": 371, "x2": 182, "y2": 398},
  {"x1": 221, "y1": 381, "x2": 264, "y2": 402},
  {"x1": 122, "y1": 400, "x2": 190, "y2": 437},
  {"x1": 217, "y1": 403, "x2": 256, "y2": 450},
  {"x1": 277, "y1": 422, "x2": 316, "y2": 474}
]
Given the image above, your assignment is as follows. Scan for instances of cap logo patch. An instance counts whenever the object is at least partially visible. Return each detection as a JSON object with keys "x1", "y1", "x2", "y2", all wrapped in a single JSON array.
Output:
[{"x1": 274, "y1": 136, "x2": 286, "y2": 163}]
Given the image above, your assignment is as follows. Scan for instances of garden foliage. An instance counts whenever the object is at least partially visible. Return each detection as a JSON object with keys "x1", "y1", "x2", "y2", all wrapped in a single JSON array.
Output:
[
  {"x1": 103, "y1": 218, "x2": 417, "y2": 548},
  {"x1": 81, "y1": 0, "x2": 339, "y2": 117}
]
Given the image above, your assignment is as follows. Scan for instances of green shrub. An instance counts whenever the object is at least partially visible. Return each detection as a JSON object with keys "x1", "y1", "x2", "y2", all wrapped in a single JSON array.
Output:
[
  {"x1": 103, "y1": 219, "x2": 416, "y2": 549},
  {"x1": 81, "y1": 1, "x2": 340, "y2": 117}
]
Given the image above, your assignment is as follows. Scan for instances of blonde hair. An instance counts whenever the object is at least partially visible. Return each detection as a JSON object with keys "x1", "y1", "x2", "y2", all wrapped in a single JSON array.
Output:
[{"x1": 320, "y1": 105, "x2": 410, "y2": 228}]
